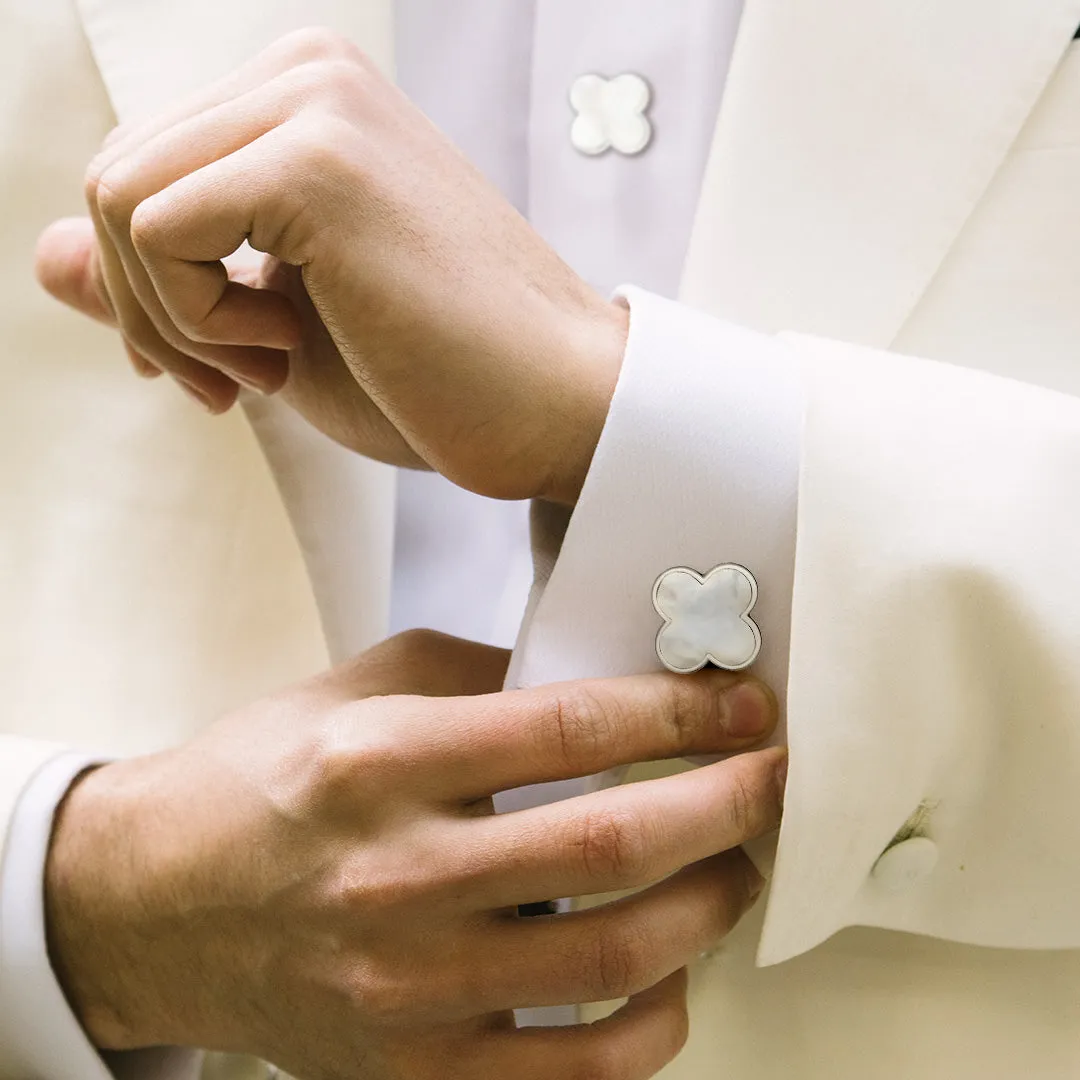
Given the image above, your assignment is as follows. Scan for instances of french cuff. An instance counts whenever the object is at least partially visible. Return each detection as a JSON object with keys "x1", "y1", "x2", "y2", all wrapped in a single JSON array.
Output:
[
  {"x1": 505, "y1": 284, "x2": 803, "y2": 927},
  {"x1": 0, "y1": 749, "x2": 198, "y2": 1080}
]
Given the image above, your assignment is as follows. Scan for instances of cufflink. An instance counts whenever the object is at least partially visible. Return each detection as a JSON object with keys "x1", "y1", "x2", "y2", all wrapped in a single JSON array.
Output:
[
  {"x1": 569, "y1": 72, "x2": 653, "y2": 156},
  {"x1": 653, "y1": 564, "x2": 761, "y2": 674}
]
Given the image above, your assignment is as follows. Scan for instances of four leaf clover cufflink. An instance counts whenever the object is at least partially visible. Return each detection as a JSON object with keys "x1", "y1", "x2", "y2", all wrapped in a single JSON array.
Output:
[
  {"x1": 569, "y1": 72, "x2": 653, "y2": 156},
  {"x1": 653, "y1": 564, "x2": 761, "y2": 674}
]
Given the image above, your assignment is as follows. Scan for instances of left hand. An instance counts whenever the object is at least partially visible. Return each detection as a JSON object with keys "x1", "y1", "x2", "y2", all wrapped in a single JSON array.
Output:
[{"x1": 35, "y1": 28, "x2": 628, "y2": 504}]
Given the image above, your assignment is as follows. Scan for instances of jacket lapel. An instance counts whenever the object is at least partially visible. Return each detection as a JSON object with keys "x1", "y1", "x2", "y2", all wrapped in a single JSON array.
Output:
[
  {"x1": 681, "y1": 0, "x2": 1080, "y2": 347},
  {"x1": 76, "y1": 0, "x2": 393, "y2": 119}
]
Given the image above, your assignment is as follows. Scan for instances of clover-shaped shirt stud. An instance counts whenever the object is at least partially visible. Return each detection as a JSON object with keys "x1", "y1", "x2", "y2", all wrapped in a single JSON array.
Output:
[
  {"x1": 653, "y1": 564, "x2": 762, "y2": 674},
  {"x1": 569, "y1": 73, "x2": 653, "y2": 156}
]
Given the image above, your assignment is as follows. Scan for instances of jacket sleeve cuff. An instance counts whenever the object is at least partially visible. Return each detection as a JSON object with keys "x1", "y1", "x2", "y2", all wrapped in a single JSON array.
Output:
[{"x1": 512, "y1": 295, "x2": 1080, "y2": 968}]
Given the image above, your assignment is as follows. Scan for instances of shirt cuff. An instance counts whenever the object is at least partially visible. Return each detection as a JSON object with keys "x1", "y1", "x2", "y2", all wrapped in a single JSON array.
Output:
[
  {"x1": 0, "y1": 754, "x2": 198, "y2": 1080},
  {"x1": 509, "y1": 284, "x2": 802, "y2": 710}
]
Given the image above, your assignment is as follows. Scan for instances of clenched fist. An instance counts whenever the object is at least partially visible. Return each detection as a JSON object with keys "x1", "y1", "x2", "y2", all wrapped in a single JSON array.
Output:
[{"x1": 36, "y1": 28, "x2": 628, "y2": 504}]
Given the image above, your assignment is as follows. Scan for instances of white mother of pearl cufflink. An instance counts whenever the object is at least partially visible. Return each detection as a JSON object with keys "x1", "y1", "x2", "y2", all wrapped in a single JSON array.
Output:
[{"x1": 653, "y1": 564, "x2": 761, "y2": 674}]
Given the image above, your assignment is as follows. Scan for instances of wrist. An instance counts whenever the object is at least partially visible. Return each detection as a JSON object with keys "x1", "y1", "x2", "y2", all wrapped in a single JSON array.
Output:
[
  {"x1": 44, "y1": 759, "x2": 176, "y2": 1051},
  {"x1": 543, "y1": 297, "x2": 628, "y2": 506}
]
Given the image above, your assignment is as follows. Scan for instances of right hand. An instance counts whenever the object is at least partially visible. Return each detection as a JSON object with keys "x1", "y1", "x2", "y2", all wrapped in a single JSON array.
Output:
[{"x1": 45, "y1": 631, "x2": 785, "y2": 1080}]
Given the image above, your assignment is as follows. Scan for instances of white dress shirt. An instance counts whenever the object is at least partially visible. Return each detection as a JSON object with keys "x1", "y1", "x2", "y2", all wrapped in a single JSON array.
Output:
[{"x1": 0, "y1": 1, "x2": 799, "y2": 1074}]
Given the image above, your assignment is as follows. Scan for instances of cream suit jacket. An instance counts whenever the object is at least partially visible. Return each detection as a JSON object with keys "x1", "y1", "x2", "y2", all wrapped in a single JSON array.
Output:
[{"x1": 5, "y1": 1, "x2": 1080, "y2": 1079}]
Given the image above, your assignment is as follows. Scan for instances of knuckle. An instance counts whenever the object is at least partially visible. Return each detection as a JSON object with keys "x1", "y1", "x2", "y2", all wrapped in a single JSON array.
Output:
[
  {"x1": 281, "y1": 26, "x2": 365, "y2": 67},
  {"x1": 545, "y1": 685, "x2": 617, "y2": 772},
  {"x1": 93, "y1": 166, "x2": 137, "y2": 230},
  {"x1": 318, "y1": 57, "x2": 372, "y2": 104},
  {"x1": 339, "y1": 857, "x2": 440, "y2": 916},
  {"x1": 591, "y1": 923, "x2": 653, "y2": 1000},
  {"x1": 573, "y1": 807, "x2": 652, "y2": 887},
  {"x1": 320, "y1": 851, "x2": 452, "y2": 936},
  {"x1": 381, "y1": 628, "x2": 451, "y2": 665},
  {"x1": 657, "y1": 677, "x2": 705, "y2": 751},
  {"x1": 290, "y1": 113, "x2": 357, "y2": 178},
  {"x1": 128, "y1": 198, "x2": 166, "y2": 253},
  {"x1": 348, "y1": 964, "x2": 416, "y2": 1026},
  {"x1": 349, "y1": 953, "x2": 467, "y2": 1027},
  {"x1": 305, "y1": 705, "x2": 401, "y2": 806},
  {"x1": 284, "y1": 56, "x2": 369, "y2": 115},
  {"x1": 324, "y1": 864, "x2": 386, "y2": 918}
]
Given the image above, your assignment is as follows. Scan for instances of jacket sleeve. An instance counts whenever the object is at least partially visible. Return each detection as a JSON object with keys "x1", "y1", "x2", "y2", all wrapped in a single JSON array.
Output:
[{"x1": 509, "y1": 285, "x2": 1080, "y2": 966}]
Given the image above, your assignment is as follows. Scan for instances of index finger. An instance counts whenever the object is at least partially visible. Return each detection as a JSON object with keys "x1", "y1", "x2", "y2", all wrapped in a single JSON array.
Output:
[{"x1": 401, "y1": 669, "x2": 777, "y2": 800}]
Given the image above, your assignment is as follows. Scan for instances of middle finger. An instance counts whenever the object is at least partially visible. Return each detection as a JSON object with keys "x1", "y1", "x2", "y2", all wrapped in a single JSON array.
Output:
[{"x1": 453, "y1": 746, "x2": 786, "y2": 909}]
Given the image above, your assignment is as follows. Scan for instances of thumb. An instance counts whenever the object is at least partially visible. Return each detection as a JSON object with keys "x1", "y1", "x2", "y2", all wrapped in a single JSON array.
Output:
[{"x1": 35, "y1": 217, "x2": 116, "y2": 326}]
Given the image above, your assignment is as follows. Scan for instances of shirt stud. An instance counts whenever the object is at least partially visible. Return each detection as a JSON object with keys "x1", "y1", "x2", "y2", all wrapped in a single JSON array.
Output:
[
  {"x1": 653, "y1": 564, "x2": 762, "y2": 674},
  {"x1": 569, "y1": 72, "x2": 653, "y2": 156}
]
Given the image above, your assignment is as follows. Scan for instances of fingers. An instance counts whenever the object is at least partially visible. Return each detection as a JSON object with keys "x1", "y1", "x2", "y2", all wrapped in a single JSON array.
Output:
[
  {"x1": 85, "y1": 190, "x2": 243, "y2": 410},
  {"x1": 120, "y1": 124, "x2": 306, "y2": 351},
  {"x1": 461, "y1": 747, "x2": 785, "y2": 906},
  {"x1": 42, "y1": 29, "x2": 377, "y2": 409},
  {"x1": 88, "y1": 128, "x2": 295, "y2": 403},
  {"x1": 76, "y1": 32, "x2": 366, "y2": 409},
  {"x1": 58, "y1": 28, "x2": 375, "y2": 409},
  {"x1": 466, "y1": 849, "x2": 760, "y2": 1013},
  {"x1": 478, "y1": 969, "x2": 690, "y2": 1080},
  {"x1": 407, "y1": 668, "x2": 776, "y2": 800}
]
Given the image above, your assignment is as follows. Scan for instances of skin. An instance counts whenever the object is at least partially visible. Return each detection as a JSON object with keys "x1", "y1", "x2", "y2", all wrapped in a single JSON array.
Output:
[
  {"x1": 47, "y1": 632, "x2": 785, "y2": 1080},
  {"x1": 35, "y1": 28, "x2": 631, "y2": 504}
]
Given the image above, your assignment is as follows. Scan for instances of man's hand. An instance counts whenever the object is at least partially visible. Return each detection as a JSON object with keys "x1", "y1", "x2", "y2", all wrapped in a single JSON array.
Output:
[
  {"x1": 46, "y1": 631, "x2": 784, "y2": 1080},
  {"x1": 35, "y1": 28, "x2": 628, "y2": 504}
]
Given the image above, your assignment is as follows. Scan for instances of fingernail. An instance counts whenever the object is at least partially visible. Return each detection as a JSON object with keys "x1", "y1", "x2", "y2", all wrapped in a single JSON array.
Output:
[
  {"x1": 721, "y1": 681, "x2": 773, "y2": 739},
  {"x1": 176, "y1": 379, "x2": 214, "y2": 413}
]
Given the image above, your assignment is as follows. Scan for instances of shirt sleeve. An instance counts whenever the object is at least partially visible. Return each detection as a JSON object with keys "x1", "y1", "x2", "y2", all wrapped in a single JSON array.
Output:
[{"x1": 0, "y1": 753, "x2": 199, "y2": 1080}]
